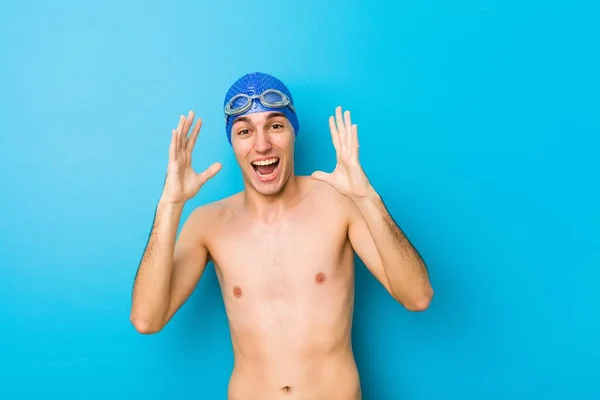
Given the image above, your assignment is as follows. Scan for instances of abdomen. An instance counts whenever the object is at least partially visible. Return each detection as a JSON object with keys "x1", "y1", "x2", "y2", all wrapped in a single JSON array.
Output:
[{"x1": 228, "y1": 348, "x2": 361, "y2": 400}]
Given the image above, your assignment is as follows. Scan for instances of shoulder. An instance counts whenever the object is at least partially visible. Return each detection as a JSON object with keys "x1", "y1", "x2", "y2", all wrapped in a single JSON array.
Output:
[
  {"x1": 183, "y1": 192, "x2": 244, "y2": 235},
  {"x1": 189, "y1": 192, "x2": 243, "y2": 220},
  {"x1": 306, "y1": 177, "x2": 353, "y2": 204},
  {"x1": 301, "y1": 176, "x2": 357, "y2": 220}
]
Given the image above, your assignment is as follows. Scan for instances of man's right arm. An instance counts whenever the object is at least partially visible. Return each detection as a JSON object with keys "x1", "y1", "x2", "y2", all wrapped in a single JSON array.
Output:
[{"x1": 129, "y1": 201, "x2": 211, "y2": 334}]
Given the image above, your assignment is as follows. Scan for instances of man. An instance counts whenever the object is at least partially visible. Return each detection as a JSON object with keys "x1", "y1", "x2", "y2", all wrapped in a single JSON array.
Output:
[{"x1": 130, "y1": 72, "x2": 434, "y2": 399}]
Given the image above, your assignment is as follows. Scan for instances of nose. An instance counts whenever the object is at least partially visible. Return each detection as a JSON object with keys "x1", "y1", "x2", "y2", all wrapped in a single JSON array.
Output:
[{"x1": 254, "y1": 129, "x2": 272, "y2": 153}]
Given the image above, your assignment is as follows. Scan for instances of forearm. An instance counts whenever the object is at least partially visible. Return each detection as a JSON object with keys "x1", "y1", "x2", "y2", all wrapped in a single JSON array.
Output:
[
  {"x1": 354, "y1": 188, "x2": 433, "y2": 309},
  {"x1": 130, "y1": 200, "x2": 184, "y2": 331}
]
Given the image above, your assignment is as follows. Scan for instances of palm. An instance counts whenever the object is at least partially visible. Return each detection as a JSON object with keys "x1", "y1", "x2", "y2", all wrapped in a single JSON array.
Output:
[
  {"x1": 327, "y1": 162, "x2": 367, "y2": 197},
  {"x1": 166, "y1": 164, "x2": 202, "y2": 203},
  {"x1": 161, "y1": 111, "x2": 221, "y2": 204},
  {"x1": 182, "y1": 167, "x2": 203, "y2": 198},
  {"x1": 312, "y1": 106, "x2": 371, "y2": 200}
]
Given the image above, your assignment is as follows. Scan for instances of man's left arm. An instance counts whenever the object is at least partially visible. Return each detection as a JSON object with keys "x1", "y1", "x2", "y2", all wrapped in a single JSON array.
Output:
[
  {"x1": 347, "y1": 188, "x2": 434, "y2": 311},
  {"x1": 311, "y1": 106, "x2": 433, "y2": 311}
]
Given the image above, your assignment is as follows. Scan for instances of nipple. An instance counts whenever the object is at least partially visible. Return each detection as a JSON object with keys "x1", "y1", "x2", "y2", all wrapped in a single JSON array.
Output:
[
  {"x1": 315, "y1": 272, "x2": 326, "y2": 284},
  {"x1": 233, "y1": 286, "x2": 243, "y2": 298}
]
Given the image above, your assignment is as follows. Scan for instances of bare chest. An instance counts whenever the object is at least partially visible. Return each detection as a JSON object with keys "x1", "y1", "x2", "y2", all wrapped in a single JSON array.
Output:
[{"x1": 207, "y1": 213, "x2": 352, "y2": 302}]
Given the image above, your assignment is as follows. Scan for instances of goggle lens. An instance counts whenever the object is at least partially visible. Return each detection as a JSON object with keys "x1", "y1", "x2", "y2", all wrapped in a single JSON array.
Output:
[{"x1": 225, "y1": 89, "x2": 293, "y2": 118}]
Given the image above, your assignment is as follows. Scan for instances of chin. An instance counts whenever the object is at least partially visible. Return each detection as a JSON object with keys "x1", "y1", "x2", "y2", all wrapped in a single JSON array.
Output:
[{"x1": 247, "y1": 157, "x2": 288, "y2": 195}]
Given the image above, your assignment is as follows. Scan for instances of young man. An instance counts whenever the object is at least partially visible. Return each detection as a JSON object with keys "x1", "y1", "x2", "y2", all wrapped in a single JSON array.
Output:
[{"x1": 130, "y1": 72, "x2": 434, "y2": 399}]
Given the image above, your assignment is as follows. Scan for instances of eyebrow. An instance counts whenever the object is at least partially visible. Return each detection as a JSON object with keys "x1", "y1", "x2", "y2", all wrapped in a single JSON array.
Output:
[
  {"x1": 232, "y1": 116, "x2": 251, "y2": 125},
  {"x1": 265, "y1": 112, "x2": 286, "y2": 120},
  {"x1": 232, "y1": 112, "x2": 287, "y2": 126}
]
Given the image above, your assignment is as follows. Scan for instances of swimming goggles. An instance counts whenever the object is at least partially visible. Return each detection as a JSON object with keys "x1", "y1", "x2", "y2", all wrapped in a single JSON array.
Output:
[{"x1": 224, "y1": 89, "x2": 295, "y2": 121}]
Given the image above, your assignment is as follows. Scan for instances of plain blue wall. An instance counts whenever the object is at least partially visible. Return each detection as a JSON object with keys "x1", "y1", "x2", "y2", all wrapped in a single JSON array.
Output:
[{"x1": 1, "y1": 0, "x2": 598, "y2": 399}]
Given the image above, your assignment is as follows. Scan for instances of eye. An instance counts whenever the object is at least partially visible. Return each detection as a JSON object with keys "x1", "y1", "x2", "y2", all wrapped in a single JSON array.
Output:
[
  {"x1": 270, "y1": 123, "x2": 284, "y2": 129},
  {"x1": 238, "y1": 128, "x2": 250, "y2": 135}
]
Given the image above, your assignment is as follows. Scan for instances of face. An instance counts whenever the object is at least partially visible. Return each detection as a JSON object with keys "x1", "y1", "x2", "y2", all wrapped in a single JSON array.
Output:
[{"x1": 230, "y1": 111, "x2": 296, "y2": 196}]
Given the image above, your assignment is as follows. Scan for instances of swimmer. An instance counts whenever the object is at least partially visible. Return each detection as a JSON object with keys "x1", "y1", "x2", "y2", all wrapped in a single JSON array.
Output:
[{"x1": 130, "y1": 72, "x2": 434, "y2": 399}]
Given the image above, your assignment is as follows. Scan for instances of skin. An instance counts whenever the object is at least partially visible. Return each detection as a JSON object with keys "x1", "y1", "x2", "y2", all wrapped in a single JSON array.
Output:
[{"x1": 130, "y1": 106, "x2": 434, "y2": 399}]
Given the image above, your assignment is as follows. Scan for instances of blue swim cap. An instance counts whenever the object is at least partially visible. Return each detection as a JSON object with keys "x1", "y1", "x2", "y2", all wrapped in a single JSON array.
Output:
[{"x1": 223, "y1": 72, "x2": 300, "y2": 145}]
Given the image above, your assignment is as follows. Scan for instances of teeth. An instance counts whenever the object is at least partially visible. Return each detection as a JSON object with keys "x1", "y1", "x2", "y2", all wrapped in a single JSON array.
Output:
[
  {"x1": 257, "y1": 169, "x2": 277, "y2": 178},
  {"x1": 252, "y1": 158, "x2": 279, "y2": 166}
]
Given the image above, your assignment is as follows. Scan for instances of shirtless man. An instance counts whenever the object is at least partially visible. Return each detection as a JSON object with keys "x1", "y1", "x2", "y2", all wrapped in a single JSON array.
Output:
[{"x1": 130, "y1": 72, "x2": 434, "y2": 399}]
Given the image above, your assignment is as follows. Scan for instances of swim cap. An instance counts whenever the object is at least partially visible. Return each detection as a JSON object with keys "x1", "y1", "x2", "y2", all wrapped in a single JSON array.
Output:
[{"x1": 223, "y1": 72, "x2": 299, "y2": 144}]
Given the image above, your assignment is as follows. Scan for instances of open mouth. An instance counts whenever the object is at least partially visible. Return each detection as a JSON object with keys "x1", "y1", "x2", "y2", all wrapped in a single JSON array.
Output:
[{"x1": 251, "y1": 157, "x2": 280, "y2": 182}]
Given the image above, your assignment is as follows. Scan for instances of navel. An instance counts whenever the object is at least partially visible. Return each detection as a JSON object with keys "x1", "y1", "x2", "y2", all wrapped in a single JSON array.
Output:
[
  {"x1": 233, "y1": 286, "x2": 243, "y2": 298},
  {"x1": 315, "y1": 272, "x2": 326, "y2": 284},
  {"x1": 281, "y1": 385, "x2": 292, "y2": 394}
]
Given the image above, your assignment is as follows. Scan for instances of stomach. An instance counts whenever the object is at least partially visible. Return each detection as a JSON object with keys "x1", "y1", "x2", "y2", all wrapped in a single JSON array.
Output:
[
  {"x1": 227, "y1": 347, "x2": 361, "y2": 400},
  {"x1": 226, "y1": 286, "x2": 355, "y2": 357},
  {"x1": 225, "y1": 296, "x2": 359, "y2": 399}
]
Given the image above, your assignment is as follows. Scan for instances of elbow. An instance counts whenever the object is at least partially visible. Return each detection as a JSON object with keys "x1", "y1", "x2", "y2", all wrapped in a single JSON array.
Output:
[
  {"x1": 130, "y1": 312, "x2": 164, "y2": 335},
  {"x1": 397, "y1": 286, "x2": 434, "y2": 312},
  {"x1": 405, "y1": 295, "x2": 432, "y2": 312}
]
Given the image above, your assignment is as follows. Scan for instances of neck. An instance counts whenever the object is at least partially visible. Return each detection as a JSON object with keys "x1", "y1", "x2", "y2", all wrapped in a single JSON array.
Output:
[{"x1": 243, "y1": 174, "x2": 302, "y2": 222}]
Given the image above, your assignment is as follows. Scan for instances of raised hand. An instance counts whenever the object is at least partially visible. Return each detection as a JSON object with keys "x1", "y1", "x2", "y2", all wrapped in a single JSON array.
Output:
[
  {"x1": 311, "y1": 106, "x2": 373, "y2": 201},
  {"x1": 160, "y1": 111, "x2": 222, "y2": 205}
]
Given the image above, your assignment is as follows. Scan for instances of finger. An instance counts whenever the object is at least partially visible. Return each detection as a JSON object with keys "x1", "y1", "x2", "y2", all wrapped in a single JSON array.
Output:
[
  {"x1": 310, "y1": 170, "x2": 332, "y2": 185},
  {"x1": 328, "y1": 116, "x2": 341, "y2": 155},
  {"x1": 176, "y1": 115, "x2": 185, "y2": 150},
  {"x1": 335, "y1": 106, "x2": 346, "y2": 150},
  {"x1": 186, "y1": 117, "x2": 202, "y2": 152},
  {"x1": 181, "y1": 110, "x2": 195, "y2": 148},
  {"x1": 344, "y1": 110, "x2": 352, "y2": 154},
  {"x1": 169, "y1": 129, "x2": 177, "y2": 161},
  {"x1": 351, "y1": 124, "x2": 359, "y2": 158},
  {"x1": 197, "y1": 162, "x2": 222, "y2": 187},
  {"x1": 179, "y1": 112, "x2": 192, "y2": 149}
]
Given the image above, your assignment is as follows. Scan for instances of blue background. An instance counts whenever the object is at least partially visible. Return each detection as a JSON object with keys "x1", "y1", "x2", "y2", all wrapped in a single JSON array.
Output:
[{"x1": 1, "y1": 0, "x2": 598, "y2": 399}]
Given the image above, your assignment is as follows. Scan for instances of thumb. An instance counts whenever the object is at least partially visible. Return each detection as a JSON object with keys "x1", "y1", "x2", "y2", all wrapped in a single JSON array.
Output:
[
  {"x1": 197, "y1": 162, "x2": 222, "y2": 187},
  {"x1": 311, "y1": 170, "x2": 332, "y2": 184}
]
